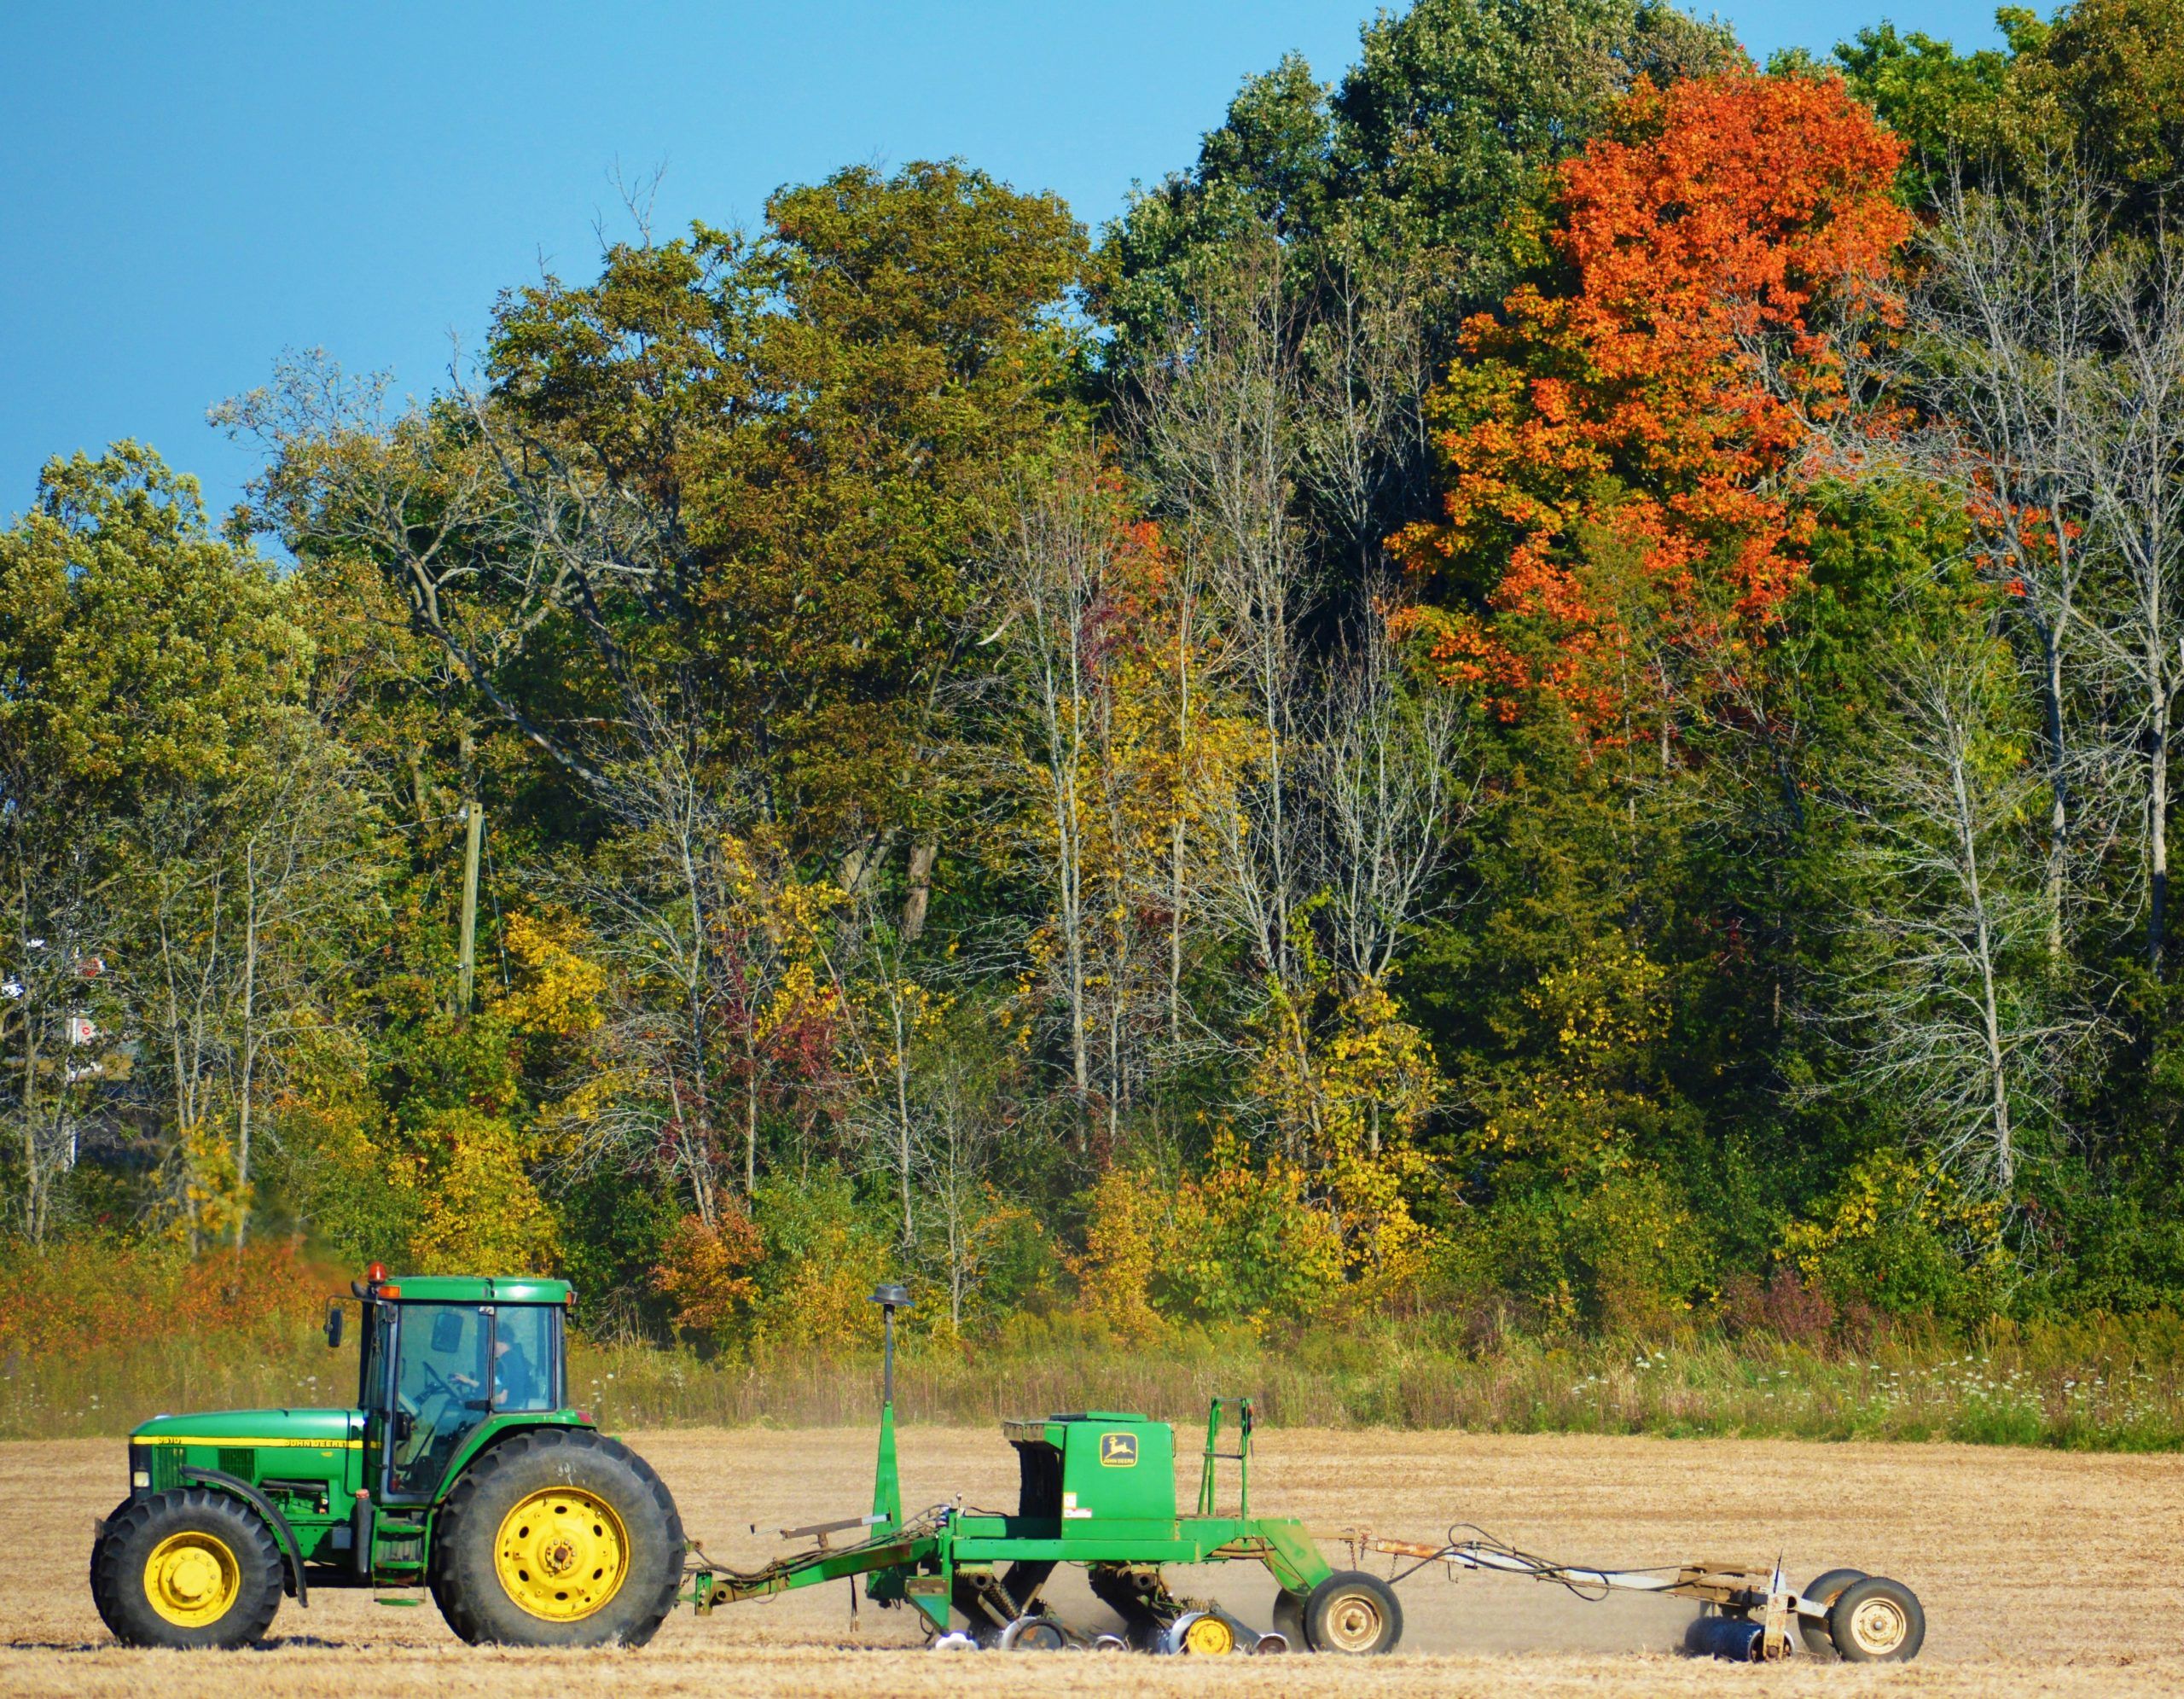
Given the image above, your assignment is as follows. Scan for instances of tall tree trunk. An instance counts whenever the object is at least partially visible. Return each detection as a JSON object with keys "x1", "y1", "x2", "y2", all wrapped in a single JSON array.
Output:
[
  {"x1": 892, "y1": 989, "x2": 915, "y2": 1248},
  {"x1": 1949, "y1": 712, "x2": 2016, "y2": 1189},
  {"x1": 20, "y1": 1013, "x2": 40, "y2": 1243},
  {"x1": 235, "y1": 842, "x2": 259, "y2": 1250},
  {"x1": 1169, "y1": 578, "x2": 1195, "y2": 1042},
  {"x1": 744, "y1": 1056, "x2": 759, "y2": 1197},
  {"x1": 900, "y1": 836, "x2": 938, "y2": 943},
  {"x1": 2152, "y1": 685, "x2": 2170, "y2": 975},
  {"x1": 2043, "y1": 626, "x2": 2069, "y2": 968},
  {"x1": 1168, "y1": 814, "x2": 1187, "y2": 1043}
]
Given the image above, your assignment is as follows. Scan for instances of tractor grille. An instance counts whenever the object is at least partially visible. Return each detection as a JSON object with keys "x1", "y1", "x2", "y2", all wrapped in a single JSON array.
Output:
[{"x1": 218, "y1": 1447, "x2": 255, "y2": 1481}]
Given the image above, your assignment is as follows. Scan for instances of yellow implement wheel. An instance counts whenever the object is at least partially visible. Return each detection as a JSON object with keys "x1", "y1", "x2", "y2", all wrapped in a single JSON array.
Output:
[
  {"x1": 142, "y1": 1529, "x2": 241, "y2": 1629},
  {"x1": 1303, "y1": 1569, "x2": 1404, "y2": 1655},
  {"x1": 1182, "y1": 1613, "x2": 1237, "y2": 1655},
  {"x1": 493, "y1": 1487, "x2": 630, "y2": 1621},
  {"x1": 1826, "y1": 1575, "x2": 1926, "y2": 1662}
]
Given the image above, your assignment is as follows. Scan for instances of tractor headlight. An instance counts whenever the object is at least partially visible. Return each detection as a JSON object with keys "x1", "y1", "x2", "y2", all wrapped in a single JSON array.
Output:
[{"x1": 129, "y1": 1443, "x2": 149, "y2": 1492}]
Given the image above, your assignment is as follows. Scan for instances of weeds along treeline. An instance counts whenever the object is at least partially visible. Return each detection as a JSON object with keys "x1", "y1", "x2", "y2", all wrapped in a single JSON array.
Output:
[
  {"x1": 10, "y1": 0, "x2": 2184, "y2": 1366},
  {"x1": 10, "y1": 1239, "x2": 2184, "y2": 1447}
]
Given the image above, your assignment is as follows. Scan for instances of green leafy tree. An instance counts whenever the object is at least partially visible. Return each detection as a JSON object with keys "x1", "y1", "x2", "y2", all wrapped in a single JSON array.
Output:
[
  {"x1": 1099, "y1": 0, "x2": 1740, "y2": 358},
  {"x1": 0, "y1": 445, "x2": 370, "y2": 1246}
]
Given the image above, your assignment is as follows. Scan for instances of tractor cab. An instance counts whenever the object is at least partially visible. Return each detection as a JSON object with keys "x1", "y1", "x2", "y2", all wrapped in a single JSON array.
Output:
[{"x1": 340, "y1": 1266, "x2": 572, "y2": 1503}]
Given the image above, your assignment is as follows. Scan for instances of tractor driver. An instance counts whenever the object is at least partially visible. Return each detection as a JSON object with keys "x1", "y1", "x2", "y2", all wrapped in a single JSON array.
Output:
[{"x1": 451, "y1": 1333, "x2": 543, "y2": 1411}]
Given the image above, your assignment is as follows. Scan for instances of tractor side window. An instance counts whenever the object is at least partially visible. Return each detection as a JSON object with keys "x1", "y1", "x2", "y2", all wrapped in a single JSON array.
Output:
[
  {"x1": 491, "y1": 1306, "x2": 555, "y2": 1411},
  {"x1": 388, "y1": 1302, "x2": 491, "y2": 1498}
]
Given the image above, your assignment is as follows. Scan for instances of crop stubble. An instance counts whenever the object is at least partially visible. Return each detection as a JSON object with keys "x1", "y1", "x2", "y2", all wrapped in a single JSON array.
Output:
[{"x1": 2, "y1": 1426, "x2": 2175, "y2": 1696}]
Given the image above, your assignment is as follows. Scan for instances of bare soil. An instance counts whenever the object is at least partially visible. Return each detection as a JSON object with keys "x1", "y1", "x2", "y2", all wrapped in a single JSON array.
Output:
[{"x1": 4, "y1": 1425, "x2": 2175, "y2": 1696}]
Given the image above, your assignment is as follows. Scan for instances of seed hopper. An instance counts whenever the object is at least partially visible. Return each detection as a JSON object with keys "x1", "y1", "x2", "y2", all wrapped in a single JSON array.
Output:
[{"x1": 678, "y1": 1288, "x2": 1928, "y2": 1663}]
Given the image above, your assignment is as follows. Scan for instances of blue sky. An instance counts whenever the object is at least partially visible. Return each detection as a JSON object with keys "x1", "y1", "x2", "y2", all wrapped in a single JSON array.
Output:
[{"x1": 3, "y1": 2, "x2": 2013, "y2": 527}]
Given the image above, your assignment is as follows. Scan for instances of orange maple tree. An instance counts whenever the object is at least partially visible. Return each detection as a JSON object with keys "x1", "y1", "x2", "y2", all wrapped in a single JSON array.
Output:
[{"x1": 1391, "y1": 72, "x2": 1910, "y2": 726}]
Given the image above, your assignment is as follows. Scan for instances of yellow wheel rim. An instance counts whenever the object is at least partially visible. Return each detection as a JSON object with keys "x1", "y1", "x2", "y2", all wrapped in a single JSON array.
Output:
[
  {"x1": 1320, "y1": 1588, "x2": 1386, "y2": 1653},
  {"x1": 1847, "y1": 1596, "x2": 1908, "y2": 1656},
  {"x1": 493, "y1": 1487, "x2": 630, "y2": 1621},
  {"x1": 142, "y1": 1530, "x2": 241, "y2": 1628},
  {"x1": 1182, "y1": 1614, "x2": 1235, "y2": 1655}
]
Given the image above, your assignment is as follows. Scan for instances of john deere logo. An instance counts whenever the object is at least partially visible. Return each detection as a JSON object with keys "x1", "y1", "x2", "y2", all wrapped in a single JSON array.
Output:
[{"x1": 1100, "y1": 1431, "x2": 1138, "y2": 1467}]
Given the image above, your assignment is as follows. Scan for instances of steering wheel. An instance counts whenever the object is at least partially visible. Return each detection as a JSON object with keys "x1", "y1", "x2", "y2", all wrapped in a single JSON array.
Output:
[{"x1": 420, "y1": 1359, "x2": 460, "y2": 1403}]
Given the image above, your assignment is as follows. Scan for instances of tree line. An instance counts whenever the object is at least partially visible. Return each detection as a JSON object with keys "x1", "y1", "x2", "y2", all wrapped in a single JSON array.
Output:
[{"x1": 10, "y1": 0, "x2": 2184, "y2": 1349}]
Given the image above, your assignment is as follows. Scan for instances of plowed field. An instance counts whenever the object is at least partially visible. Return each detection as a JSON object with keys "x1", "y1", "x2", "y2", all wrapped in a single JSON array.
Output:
[{"x1": 5, "y1": 1426, "x2": 2176, "y2": 1696}]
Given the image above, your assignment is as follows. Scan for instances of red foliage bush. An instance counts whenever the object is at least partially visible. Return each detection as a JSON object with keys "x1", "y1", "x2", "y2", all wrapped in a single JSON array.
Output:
[
  {"x1": 1720, "y1": 1266, "x2": 1838, "y2": 1347},
  {"x1": 0, "y1": 1235, "x2": 329, "y2": 1363}
]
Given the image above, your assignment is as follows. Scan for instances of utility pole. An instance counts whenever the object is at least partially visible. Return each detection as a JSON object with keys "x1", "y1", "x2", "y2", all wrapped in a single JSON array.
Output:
[{"x1": 457, "y1": 800, "x2": 484, "y2": 1016}]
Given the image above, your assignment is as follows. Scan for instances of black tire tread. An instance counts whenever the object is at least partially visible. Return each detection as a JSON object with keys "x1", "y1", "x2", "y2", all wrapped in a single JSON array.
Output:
[
  {"x1": 89, "y1": 1496, "x2": 136, "y2": 1640},
  {"x1": 89, "y1": 1487, "x2": 284, "y2": 1649},
  {"x1": 427, "y1": 1426, "x2": 683, "y2": 1648},
  {"x1": 1798, "y1": 1567, "x2": 1867, "y2": 1660}
]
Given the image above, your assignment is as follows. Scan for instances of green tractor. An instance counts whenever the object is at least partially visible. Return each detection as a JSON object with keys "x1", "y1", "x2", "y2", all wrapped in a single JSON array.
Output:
[{"x1": 90, "y1": 1265, "x2": 684, "y2": 1650}]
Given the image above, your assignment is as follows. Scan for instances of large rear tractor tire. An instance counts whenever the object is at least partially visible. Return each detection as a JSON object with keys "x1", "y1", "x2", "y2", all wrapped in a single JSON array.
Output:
[
  {"x1": 90, "y1": 1487, "x2": 285, "y2": 1649},
  {"x1": 1303, "y1": 1569, "x2": 1403, "y2": 1655},
  {"x1": 1270, "y1": 1586, "x2": 1308, "y2": 1647},
  {"x1": 428, "y1": 1427, "x2": 683, "y2": 1647}
]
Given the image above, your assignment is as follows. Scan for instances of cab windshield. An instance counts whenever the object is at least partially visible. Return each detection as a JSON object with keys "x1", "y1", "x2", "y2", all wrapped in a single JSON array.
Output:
[{"x1": 384, "y1": 1302, "x2": 559, "y2": 1498}]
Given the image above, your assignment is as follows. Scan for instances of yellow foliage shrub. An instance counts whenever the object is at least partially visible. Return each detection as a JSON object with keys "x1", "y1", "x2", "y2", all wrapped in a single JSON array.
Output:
[
  {"x1": 745, "y1": 1172, "x2": 894, "y2": 1353},
  {"x1": 1781, "y1": 1149, "x2": 2007, "y2": 1319},
  {"x1": 1245, "y1": 981, "x2": 1443, "y2": 1308},
  {"x1": 1068, "y1": 1165, "x2": 1171, "y2": 1343},
  {"x1": 1570, "y1": 1164, "x2": 1707, "y2": 1334},
  {"x1": 400, "y1": 1108, "x2": 561, "y2": 1274},
  {"x1": 165, "y1": 1120, "x2": 250, "y2": 1248},
  {"x1": 752, "y1": 1249, "x2": 895, "y2": 1352},
  {"x1": 499, "y1": 910, "x2": 606, "y2": 1038},
  {"x1": 1164, "y1": 1138, "x2": 1346, "y2": 1327}
]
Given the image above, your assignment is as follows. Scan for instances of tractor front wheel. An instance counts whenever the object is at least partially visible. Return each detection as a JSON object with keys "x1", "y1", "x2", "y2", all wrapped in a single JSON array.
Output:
[
  {"x1": 428, "y1": 1426, "x2": 683, "y2": 1647},
  {"x1": 90, "y1": 1487, "x2": 285, "y2": 1649}
]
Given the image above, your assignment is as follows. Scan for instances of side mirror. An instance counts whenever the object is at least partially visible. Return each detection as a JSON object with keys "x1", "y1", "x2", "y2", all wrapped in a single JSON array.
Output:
[
  {"x1": 430, "y1": 1310, "x2": 466, "y2": 1353},
  {"x1": 325, "y1": 1301, "x2": 344, "y2": 1348}
]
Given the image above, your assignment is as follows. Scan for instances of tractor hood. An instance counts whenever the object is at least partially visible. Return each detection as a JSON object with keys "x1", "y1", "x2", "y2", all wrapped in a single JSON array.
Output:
[{"x1": 132, "y1": 1408, "x2": 363, "y2": 1446}]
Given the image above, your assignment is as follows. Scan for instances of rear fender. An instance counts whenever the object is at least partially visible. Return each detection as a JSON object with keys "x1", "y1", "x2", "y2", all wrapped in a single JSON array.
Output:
[{"x1": 433, "y1": 1410, "x2": 595, "y2": 1503}]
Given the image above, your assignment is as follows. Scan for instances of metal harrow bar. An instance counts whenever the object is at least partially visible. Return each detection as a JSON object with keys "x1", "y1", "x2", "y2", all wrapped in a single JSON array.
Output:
[{"x1": 1335, "y1": 1525, "x2": 1827, "y2": 1661}]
